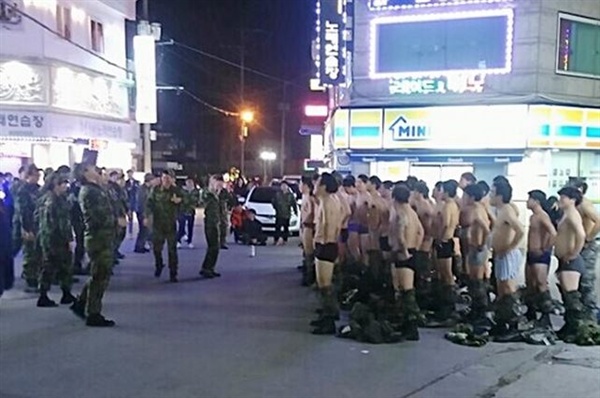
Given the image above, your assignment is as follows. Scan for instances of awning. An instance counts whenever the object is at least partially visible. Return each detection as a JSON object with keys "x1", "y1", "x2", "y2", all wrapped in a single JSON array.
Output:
[{"x1": 347, "y1": 149, "x2": 524, "y2": 164}]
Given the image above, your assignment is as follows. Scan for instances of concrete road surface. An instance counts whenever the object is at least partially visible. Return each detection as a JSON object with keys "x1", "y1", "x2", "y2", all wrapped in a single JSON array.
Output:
[{"x1": 1, "y1": 221, "x2": 599, "y2": 398}]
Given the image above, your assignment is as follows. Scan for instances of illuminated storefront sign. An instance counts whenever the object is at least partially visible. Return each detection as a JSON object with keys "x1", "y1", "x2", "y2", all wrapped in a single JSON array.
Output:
[
  {"x1": 52, "y1": 66, "x2": 128, "y2": 119},
  {"x1": 528, "y1": 106, "x2": 600, "y2": 149},
  {"x1": 389, "y1": 74, "x2": 486, "y2": 95},
  {"x1": 368, "y1": 0, "x2": 511, "y2": 11},
  {"x1": 0, "y1": 61, "x2": 48, "y2": 105},
  {"x1": 315, "y1": 0, "x2": 347, "y2": 86},
  {"x1": 134, "y1": 35, "x2": 157, "y2": 123},
  {"x1": 370, "y1": 9, "x2": 514, "y2": 79}
]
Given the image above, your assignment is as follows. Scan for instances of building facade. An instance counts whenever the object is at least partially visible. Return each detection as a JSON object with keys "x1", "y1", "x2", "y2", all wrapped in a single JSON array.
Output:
[
  {"x1": 0, "y1": 0, "x2": 138, "y2": 174},
  {"x1": 314, "y1": 0, "x2": 600, "y2": 205}
]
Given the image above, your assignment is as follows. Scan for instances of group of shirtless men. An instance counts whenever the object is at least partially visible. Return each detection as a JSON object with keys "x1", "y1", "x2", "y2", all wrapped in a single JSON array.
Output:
[{"x1": 299, "y1": 171, "x2": 599, "y2": 342}]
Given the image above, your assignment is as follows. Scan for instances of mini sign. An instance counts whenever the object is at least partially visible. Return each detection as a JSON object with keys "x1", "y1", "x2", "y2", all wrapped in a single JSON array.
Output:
[
  {"x1": 389, "y1": 74, "x2": 486, "y2": 95},
  {"x1": 389, "y1": 115, "x2": 430, "y2": 141}
]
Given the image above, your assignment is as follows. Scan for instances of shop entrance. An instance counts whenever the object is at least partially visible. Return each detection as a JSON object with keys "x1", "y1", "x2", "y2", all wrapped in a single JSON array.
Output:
[{"x1": 409, "y1": 163, "x2": 473, "y2": 193}]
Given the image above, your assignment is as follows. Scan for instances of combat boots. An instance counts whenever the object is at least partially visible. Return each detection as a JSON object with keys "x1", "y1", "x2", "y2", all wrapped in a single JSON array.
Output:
[
  {"x1": 557, "y1": 290, "x2": 585, "y2": 343},
  {"x1": 301, "y1": 253, "x2": 316, "y2": 287},
  {"x1": 311, "y1": 286, "x2": 338, "y2": 335},
  {"x1": 523, "y1": 289, "x2": 538, "y2": 322},
  {"x1": 60, "y1": 288, "x2": 77, "y2": 305},
  {"x1": 37, "y1": 291, "x2": 58, "y2": 308},
  {"x1": 468, "y1": 280, "x2": 490, "y2": 325},
  {"x1": 427, "y1": 284, "x2": 456, "y2": 327},
  {"x1": 492, "y1": 293, "x2": 527, "y2": 342},
  {"x1": 86, "y1": 313, "x2": 116, "y2": 327},
  {"x1": 400, "y1": 289, "x2": 421, "y2": 341},
  {"x1": 536, "y1": 290, "x2": 555, "y2": 329}
]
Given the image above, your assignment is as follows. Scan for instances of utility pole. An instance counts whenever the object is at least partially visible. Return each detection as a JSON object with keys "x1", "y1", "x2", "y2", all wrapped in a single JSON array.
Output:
[
  {"x1": 278, "y1": 82, "x2": 289, "y2": 177},
  {"x1": 239, "y1": 2, "x2": 246, "y2": 177}
]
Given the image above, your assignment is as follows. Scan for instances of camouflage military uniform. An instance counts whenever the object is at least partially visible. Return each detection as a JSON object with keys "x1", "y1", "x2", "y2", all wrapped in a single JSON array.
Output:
[
  {"x1": 271, "y1": 190, "x2": 298, "y2": 243},
  {"x1": 77, "y1": 182, "x2": 115, "y2": 316},
  {"x1": 201, "y1": 190, "x2": 220, "y2": 273},
  {"x1": 10, "y1": 179, "x2": 24, "y2": 257},
  {"x1": 177, "y1": 187, "x2": 200, "y2": 244},
  {"x1": 16, "y1": 182, "x2": 42, "y2": 288},
  {"x1": 218, "y1": 189, "x2": 232, "y2": 246},
  {"x1": 146, "y1": 185, "x2": 182, "y2": 278},
  {"x1": 107, "y1": 180, "x2": 128, "y2": 263},
  {"x1": 38, "y1": 191, "x2": 73, "y2": 293},
  {"x1": 580, "y1": 240, "x2": 599, "y2": 318},
  {"x1": 68, "y1": 182, "x2": 86, "y2": 273}
]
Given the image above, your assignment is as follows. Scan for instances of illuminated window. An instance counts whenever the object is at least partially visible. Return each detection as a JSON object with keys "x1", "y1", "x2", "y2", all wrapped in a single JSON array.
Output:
[
  {"x1": 90, "y1": 19, "x2": 104, "y2": 53},
  {"x1": 56, "y1": 5, "x2": 71, "y2": 40},
  {"x1": 556, "y1": 13, "x2": 600, "y2": 79}
]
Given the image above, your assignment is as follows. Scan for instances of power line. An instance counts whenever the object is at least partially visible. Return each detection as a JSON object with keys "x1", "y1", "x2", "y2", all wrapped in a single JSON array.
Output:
[
  {"x1": 172, "y1": 40, "x2": 305, "y2": 88},
  {"x1": 182, "y1": 89, "x2": 238, "y2": 117}
]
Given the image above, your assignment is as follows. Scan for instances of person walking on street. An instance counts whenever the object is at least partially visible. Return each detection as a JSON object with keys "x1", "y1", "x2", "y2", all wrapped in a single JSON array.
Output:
[
  {"x1": 272, "y1": 181, "x2": 298, "y2": 246},
  {"x1": 10, "y1": 166, "x2": 26, "y2": 257},
  {"x1": 37, "y1": 173, "x2": 76, "y2": 308},
  {"x1": 218, "y1": 183, "x2": 233, "y2": 249},
  {"x1": 200, "y1": 175, "x2": 223, "y2": 279},
  {"x1": 134, "y1": 173, "x2": 154, "y2": 253},
  {"x1": 107, "y1": 171, "x2": 128, "y2": 265},
  {"x1": 125, "y1": 169, "x2": 139, "y2": 237},
  {"x1": 69, "y1": 163, "x2": 117, "y2": 327},
  {"x1": 177, "y1": 178, "x2": 200, "y2": 249},
  {"x1": 16, "y1": 164, "x2": 42, "y2": 292},
  {"x1": 145, "y1": 170, "x2": 182, "y2": 282}
]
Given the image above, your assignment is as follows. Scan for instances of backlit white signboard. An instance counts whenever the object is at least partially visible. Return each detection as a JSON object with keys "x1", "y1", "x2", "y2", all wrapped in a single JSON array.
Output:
[{"x1": 134, "y1": 35, "x2": 157, "y2": 124}]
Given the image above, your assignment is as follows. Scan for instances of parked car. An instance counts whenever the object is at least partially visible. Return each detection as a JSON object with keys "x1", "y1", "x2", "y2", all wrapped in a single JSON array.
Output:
[{"x1": 241, "y1": 186, "x2": 300, "y2": 235}]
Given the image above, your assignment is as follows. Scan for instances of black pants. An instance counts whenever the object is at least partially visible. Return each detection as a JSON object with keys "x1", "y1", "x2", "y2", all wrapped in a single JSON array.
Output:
[
  {"x1": 202, "y1": 223, "x2": 220, "y2": 271},
  {"x1": 274, "y1": 217, "x2": 290, "y2": 242},
  {"x1": 73, "y1": 224, "x2": 85, "y2": 268},
  {"x1": 242, "y1": 232, "x2": 267, "y2": 245},
  {"x1": 177, "y1": 214, "x2": 195, "y2": 243},
  {"x1": 134, "y1": 212, "x2": 149, "y2": 251}
]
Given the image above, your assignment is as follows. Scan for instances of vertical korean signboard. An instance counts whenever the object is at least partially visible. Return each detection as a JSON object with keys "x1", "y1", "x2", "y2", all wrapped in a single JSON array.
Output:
[
  {"x1": 134, "y1": 35, "x2": 157, "y2": 124},
  {"x1": 318, "y1": 0, "x2": 346, "y2": 86}
]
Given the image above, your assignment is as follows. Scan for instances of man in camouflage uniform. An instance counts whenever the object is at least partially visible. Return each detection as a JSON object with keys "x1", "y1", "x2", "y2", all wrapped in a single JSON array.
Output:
[
  {"x1": 16, "y1": 164, "x2": 42, "y2": 292},
  {"x1": 134, "y1": 173, "x2": 154, "y2": 253},
  {"x1": 218, "y1": 184, "x2": 232, "y2": 249},
  {"x1": 10, "y1": 166, "x2": 26, "y2": 257},
  {"x1": 271, "y1": 181, "x2": 298, "y2": 245},
  {"x1": 145, "y1": 170, "x2": 182, "y2": 282},
  {"x1": 107, "y1": 171, "x2": 129, "y2": 265},
  {"x1": 37, "y1": 173, "x2": 76, "y2": 308},
  {"x1": 200, "y1": 175, "x2": 223, "y2": 279},
  {"x1": 69, "y1": 173, "x2": 87, "y2": 275},
  {"x1": 69, "y1": 163, "x2": 116, "y2": 327},
  {"x1": 177, "y1": 178, "x2": 200, "y2": 248}
]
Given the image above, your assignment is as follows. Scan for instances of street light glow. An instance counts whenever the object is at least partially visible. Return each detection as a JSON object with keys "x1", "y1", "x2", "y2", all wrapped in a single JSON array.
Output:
[
  {"x1": 241, "y1": 110, "x2": 255, "y2": 123},
  {"x1": 260, "y1": 151, "x2": 276, "y2": 161}
]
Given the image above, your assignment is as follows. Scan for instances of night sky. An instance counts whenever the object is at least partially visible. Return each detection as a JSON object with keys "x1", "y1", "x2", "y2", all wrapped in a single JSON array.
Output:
[{"x1": 137, "y1": 0, "x2": 315, "y2": 175}]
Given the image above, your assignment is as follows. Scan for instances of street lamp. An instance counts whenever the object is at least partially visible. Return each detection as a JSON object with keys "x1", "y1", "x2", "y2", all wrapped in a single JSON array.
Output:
[
  {"x1": 259, "y1": 150, "x2": 276, "y2": 183},
  {"x1": 239, "y1": 109, "x2": 255, "y2": 176}
]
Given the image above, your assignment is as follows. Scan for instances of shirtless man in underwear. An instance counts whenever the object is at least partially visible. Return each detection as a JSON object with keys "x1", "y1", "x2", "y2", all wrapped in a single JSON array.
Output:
[
  {"x1": 348, "y1": 175, "x2": 370, "y2": 265},
  {"x1": 433, "y1": 180, "x2": 461, "y2": 322},
  {"x1": 311, "y1": 173, "x2": 344, "y2": 335},
  {"x1": 336, "y1": 175, "x2": 354, "y2": 265},
  {"x1": 412, "y1": 181, "x2": 436, "y2": 310},
  {"x1": 458, "y1": 173, "x2": 477, "y2": 279},
  {"x1": 462, "y1": 184, "x2": 492, "y2": 323},
  {"x1": 555, "y1": 187, "x2": 587, "y2": 341},
  {"x1": 490, "y1": 179, "x2": 526, "y2": 340},
  {"x1": 300, "y1": 176, "x2": 317, "y2": 286},
  {"x1": 378, "y1": 181, "x2": 394, "y2": 287},
  {"x1": 525, "y1": 190, "x2": 557, "y2": 327},
  {"x1": 366, "y1": 176, "x2": 386, "y2": 285},
  {"x1": 391, "y1": 184, "x2": 424, "y2": 340},
  {"x1": 573, "y1": 181, "x2": 600, "y2": 320}
]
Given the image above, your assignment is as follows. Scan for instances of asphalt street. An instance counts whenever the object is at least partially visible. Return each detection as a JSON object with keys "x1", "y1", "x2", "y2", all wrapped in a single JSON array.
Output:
[{"x1": 1, "y1": 220, "x2": 599, "y2": 398}]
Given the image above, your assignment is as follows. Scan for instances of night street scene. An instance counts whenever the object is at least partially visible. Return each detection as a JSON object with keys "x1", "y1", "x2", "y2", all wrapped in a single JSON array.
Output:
[{"x1": 1, "y1": 1, "x2": 600, "y2": 398}]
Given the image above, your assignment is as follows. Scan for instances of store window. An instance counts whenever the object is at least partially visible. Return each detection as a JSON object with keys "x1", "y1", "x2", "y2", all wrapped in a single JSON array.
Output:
[
  {"x1": 56, "y1": 5, "x2": 72, "y2": 40},
  {"x1": 556, "y1": 13, "x2": 600, "y2": 79},
  {"x1": 579, "y1": 151, "x2": 600, "y2": 204},
  {"x1": 90, "y1": 19, "x2": 104, "y2": 53}
]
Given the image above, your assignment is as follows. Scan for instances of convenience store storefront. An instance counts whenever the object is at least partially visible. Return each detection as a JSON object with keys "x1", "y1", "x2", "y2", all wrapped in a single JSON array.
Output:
[{"x1": 327, "y1": 104, "x2": 600, "y2": 203}]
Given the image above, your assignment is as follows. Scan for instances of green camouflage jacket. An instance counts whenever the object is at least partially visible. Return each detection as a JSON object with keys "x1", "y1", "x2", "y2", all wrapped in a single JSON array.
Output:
[
  {"x1": 38, "y1": 191, "x2": 73, "y2": 253},
  {"x1": 16, "y1": 182, "x2": 41, "y2": 233},
  {"x1": 271, "y1": 190, "x2": 298, "y2": 219},
  {"x1": 146, "y1": 184, "x2": 182, "y2": 227},
  {"x1": 107, "y1": 181, "x2": 128, "y2": 218},
  {"x1": 79, "y1": 182, "x2": 116, "y2": 243},
  {"x1": 180, "y1": 187, "x2": 200, "y2": 215},
  {"x1": 202, "y1": 190, "x2": 220, "y2": 225},
  {"x1": 218, "y1": 189, "x2": 232, "y2": 218}
]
